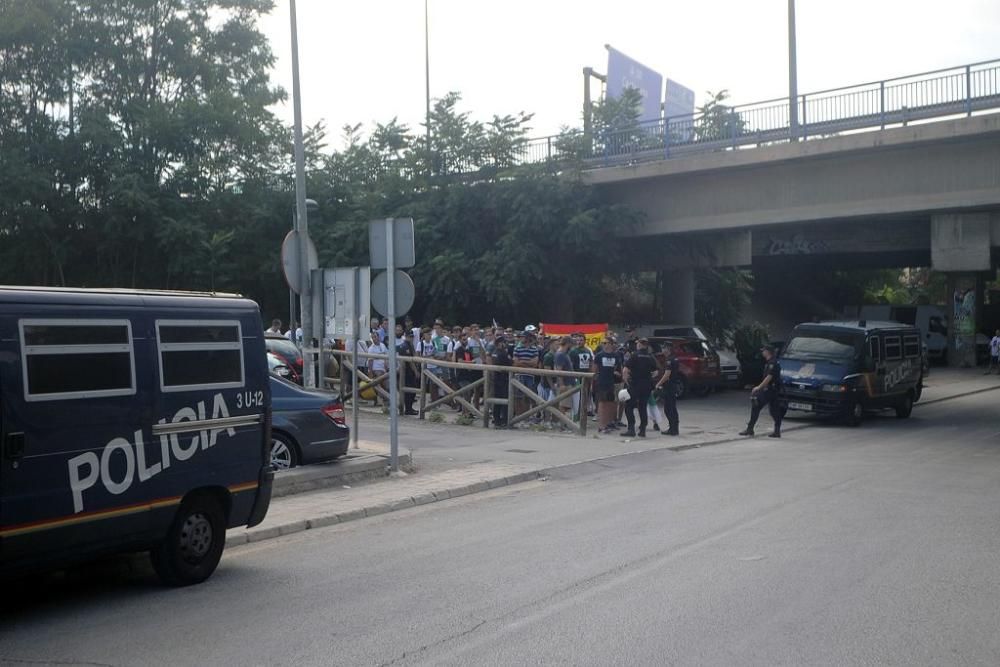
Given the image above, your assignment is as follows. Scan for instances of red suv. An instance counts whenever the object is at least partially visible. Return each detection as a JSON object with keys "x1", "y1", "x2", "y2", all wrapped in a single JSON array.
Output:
[
  {"x1": 265, "y1": 333, "x2": 303, "y2": 384},
  {"x1": 649, "y1": 336, "x2": 721, "y2": 398}
]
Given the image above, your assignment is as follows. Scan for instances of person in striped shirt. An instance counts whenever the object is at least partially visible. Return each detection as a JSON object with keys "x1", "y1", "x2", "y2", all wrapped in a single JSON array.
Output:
[{"x1": 513, "y1": 330, "x2": 541, "y2": 420}]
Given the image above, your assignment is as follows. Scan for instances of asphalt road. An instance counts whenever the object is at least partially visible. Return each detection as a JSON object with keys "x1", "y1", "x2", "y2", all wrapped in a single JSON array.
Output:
[{"x1": 3, "y1": 391, "x2": 1000, "y2": 666}]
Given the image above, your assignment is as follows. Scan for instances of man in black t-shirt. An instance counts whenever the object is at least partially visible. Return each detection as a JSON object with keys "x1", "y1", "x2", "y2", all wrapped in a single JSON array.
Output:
[
  {"x1": 594, "y1": 339, "x2": 622, "y2": 433},
  {"x1": 622, "y1": 338, "x2": 657, "y2": 437},
  {"x1": 740, "y1": 345, "x2": 784, "y2": 437}
]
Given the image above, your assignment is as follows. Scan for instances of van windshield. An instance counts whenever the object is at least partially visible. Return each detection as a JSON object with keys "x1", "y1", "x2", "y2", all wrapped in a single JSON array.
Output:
[{"x1": 782, "y1": 331, "x2": 863, "y2": 364}]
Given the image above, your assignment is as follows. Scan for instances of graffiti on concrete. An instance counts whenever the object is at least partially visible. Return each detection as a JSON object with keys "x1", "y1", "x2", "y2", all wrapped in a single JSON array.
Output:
[{"x1": 766, "y1": 234, "x2": 829, "y2": 255}]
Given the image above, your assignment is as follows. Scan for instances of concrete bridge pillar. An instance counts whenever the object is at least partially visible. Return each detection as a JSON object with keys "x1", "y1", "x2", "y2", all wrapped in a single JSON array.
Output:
[
  {"x1": 660, "y1": 269, "x2": 695, "y2": 324},
  {"x1": 932, "y1": 213, "x2": 992, "y2": 367}
]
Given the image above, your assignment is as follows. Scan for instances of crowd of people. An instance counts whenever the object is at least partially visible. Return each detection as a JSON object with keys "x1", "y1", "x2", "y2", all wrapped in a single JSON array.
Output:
[
  {"x1": 267, "y1": 314, "x2": 784, "y2": 439},
  {"x1": 345, "y1": 316, "x2": 692, "y2": 437}
]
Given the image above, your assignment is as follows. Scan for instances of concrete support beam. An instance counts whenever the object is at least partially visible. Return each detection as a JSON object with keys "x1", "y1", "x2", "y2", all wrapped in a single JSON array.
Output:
[
  {"x1": 660, "y1": 269, "x2": 695, "y2": 324},
  {"x1": 932, "y1": 213, "x2": 991, "y2": 272},
  {"x1": 712, "y1": 230, "x2": 752, "y2": 267}
]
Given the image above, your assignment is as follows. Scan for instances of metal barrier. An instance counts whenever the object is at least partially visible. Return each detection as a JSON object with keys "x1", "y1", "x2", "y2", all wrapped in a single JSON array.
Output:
[
  {"x1": 537, "y1": 58, "x2": 1000, "y2": 167},
  {"x1": 326, "y1": 349, "x2": 596, "y2": 435}
]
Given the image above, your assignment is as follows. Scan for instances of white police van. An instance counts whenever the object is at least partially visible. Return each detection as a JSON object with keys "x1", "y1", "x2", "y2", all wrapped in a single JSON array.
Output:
[{"x1": 0, "y1": 287, "x2": 273, "y2": 585}]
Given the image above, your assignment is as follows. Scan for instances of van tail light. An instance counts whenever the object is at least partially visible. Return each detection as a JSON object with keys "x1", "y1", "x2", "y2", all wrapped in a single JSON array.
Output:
[{"x1": 321, "y1": 402, "x2": 346, "y2": 426}]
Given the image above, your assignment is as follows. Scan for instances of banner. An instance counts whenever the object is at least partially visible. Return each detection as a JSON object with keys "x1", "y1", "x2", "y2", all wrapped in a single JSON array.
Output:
[
  {"x1": 541, "y1": 323, "x2": 608, "y2": 352},
  {"x1": 606, "y1": 46, "x2": 663, "y2": 124}
]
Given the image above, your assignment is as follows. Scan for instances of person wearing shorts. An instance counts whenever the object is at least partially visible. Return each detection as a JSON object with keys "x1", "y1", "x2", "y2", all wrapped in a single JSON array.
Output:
[{"x1": 594, "y1": 339, "x2": 622, "y2": 433}]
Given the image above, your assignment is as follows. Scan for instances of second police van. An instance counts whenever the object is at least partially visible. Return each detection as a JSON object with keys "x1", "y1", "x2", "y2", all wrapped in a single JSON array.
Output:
[
  {"x1": 779, "y1": 320, "x2": 925, "y2": 426},
  {"x1": 0, "y1": 287, "x2": 273, "y2": 585}
]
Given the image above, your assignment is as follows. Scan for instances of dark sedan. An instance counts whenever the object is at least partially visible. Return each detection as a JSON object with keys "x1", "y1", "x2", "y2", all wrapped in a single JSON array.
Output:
[{"x1": 269, "y1": 374, "x2": 349, "y2": 469}]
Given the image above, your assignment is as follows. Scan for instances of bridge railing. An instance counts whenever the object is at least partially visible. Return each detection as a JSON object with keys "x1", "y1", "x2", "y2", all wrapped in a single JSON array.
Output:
[{"x1": 564, "y1": 58, "x2": 1000, "y2": 167}]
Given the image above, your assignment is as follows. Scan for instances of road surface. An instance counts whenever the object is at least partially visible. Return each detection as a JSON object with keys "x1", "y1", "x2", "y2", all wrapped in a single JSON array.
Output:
[{"x1": 2, "y1": 391, "x2": 999, "y2": 666}]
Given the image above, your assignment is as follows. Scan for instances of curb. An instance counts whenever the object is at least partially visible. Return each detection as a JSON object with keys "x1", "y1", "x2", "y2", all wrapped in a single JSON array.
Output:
[
  {"x1": 272, "y1": 450, "x2": 414, "y2": 498},
  {"x1": 227, "y1": 383, "x2": 997, "y2": 547},
  {"x1": 226, "y1": 471, "x2": 540, "y2": 548}
]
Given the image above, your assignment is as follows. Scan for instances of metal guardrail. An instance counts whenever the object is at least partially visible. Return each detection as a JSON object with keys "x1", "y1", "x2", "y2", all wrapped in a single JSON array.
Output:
[{"x1": 515, "y1": 58, "x2": 1000, "y2": 168}]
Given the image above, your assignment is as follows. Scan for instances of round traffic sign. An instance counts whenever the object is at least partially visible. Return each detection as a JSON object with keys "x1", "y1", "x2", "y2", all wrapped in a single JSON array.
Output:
[
  {"x1": 280, "y1": 230, "x2": 318, "y2": 295},
  {"x1": 371, "y1": 270, "x2": 415, "y2": 317}
]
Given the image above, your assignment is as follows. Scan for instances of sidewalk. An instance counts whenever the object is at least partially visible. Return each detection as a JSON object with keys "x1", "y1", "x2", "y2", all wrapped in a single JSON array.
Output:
[{"x1": 227, "y1": 367, "x2": 999, "y2": 547}]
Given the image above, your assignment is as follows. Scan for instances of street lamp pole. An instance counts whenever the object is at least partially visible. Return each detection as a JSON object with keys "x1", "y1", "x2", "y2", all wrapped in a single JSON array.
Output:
[
  {"x1": 424, "y1": 0, "x2": 432, "y2": 169},
  {"x1": 289, "y1": 0, "x2": 314, "y2": 386},
  {"x1": 788, "y1": 0, "x2": 799, "y2": 140}
]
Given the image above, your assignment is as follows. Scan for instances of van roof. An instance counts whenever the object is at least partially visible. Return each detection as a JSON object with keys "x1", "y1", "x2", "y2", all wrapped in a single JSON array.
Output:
[
  {"x1": 797, "y1": 320, "x2": 920, "y2": 333},
  {"x1": 0, "y1": 285, "x2": 254, "y2": 310}
]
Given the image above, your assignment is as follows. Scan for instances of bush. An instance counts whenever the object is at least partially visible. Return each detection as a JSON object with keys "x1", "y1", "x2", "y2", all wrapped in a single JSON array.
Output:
[{"x1": 732, "y1": 323, "x2": 770, "y2": 386}]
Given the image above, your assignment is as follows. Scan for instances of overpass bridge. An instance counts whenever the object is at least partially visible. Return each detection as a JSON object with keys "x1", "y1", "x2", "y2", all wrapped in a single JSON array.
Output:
[{"x1": 516, "y1": 59, "x2": 1000, "y2": 346}]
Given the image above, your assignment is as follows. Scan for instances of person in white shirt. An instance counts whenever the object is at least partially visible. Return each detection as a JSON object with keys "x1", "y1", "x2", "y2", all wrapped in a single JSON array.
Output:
[
  {"x1": 367, "y1": 331, "x2": 388, "y2": 406},
  {"x1": 266, "y1": 319, "x2": 282, "y2": 335},
  {"x1": 284, "y1": 321, "x2": 303, "y2": 345},
  {"x1": 988, "y1": 329, "x2": 1000, "y2": 374}
]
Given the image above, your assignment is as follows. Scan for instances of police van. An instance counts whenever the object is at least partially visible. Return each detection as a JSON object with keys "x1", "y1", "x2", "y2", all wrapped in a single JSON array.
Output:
[
  {"x1": 0, "y1": 287, "x2": 273, "y2": 585},
  {"x1": 779, "y1": 320, "x2": 924, "y2": 426}
]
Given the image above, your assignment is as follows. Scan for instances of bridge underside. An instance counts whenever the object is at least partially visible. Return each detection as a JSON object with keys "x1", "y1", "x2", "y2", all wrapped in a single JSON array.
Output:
[{"x1": 595, "y1": 116, "x2": 1000, "y2": 358}]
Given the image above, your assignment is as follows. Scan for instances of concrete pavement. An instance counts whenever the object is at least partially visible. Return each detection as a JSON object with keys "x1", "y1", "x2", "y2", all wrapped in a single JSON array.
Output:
[{"x1": 226, "y1": 367, "x2": 1000, "y2": 546}]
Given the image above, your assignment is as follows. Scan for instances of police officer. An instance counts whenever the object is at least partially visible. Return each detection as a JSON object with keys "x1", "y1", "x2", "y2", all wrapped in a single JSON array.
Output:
[
  {"x1": 653, "y1": 341, "x2": 680, "y2": 436},
  {"x1": 740, "y1": 345, "x2": 783, "y2": 438},
  {"x1": 621, "y1": 338, "x2": 657, "y2": 437}
]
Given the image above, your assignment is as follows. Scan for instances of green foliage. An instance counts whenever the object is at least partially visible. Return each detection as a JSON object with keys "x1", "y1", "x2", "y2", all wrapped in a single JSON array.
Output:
[
  {"x1": 0, "y1": 2, "x2": 642, "y2": 324},
  {"x1": 695, "y1": 268, "x2": 754, "y2": 346},
  {"x1": 695, "y1": 90, "x2": 745, "y2": 143}
]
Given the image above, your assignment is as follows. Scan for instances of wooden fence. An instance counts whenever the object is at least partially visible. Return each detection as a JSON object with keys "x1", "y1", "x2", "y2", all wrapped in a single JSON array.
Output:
[{"x1": 324, "y1": 348, "x2": 596, "y2": 435}]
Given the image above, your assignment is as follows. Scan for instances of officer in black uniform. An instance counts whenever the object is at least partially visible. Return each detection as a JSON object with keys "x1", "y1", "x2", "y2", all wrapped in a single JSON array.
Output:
[
  {"x1": 740, "y1": 345, "x2": 783, "y2": 438},
  {"x1": 622, "y1": 338, "x2": 657, "y2": 437},
  {"x1": 653, "y1": 341, "x2": 681, "y2": 435}
]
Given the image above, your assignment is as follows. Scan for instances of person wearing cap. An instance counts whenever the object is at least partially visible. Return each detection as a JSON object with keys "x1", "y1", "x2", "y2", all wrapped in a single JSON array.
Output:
[
  {"x1": 653, "y1": 340, "x2": 681, "y2": 436},
  {"x1": 513, "y1": 330, "x2": 541, "y2": 419},
  {"x1": 396, "y1": 330, "x2": 419, "y2": 416},
  {"x1": 490, "y1": 335, "x2": 512, "y2": 428},
  {"x1": 621, "y1": 338, "x2": 657, "y2": 437},
  {"x1": 740, "y1": 345, "x2": 784, "y2": 437}
]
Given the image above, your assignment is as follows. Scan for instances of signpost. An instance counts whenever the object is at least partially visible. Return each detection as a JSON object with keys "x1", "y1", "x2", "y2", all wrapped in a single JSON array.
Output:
[
  {"x1": 320, "y1": 267, "x2": 371, "y2": 448},
  {"x1": 369, "y1": 218, "x2": 416, "y2": 472}
]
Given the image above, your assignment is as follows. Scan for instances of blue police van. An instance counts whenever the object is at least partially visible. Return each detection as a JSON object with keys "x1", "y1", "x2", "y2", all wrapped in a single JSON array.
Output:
[
  {"x1": 779, "y1": 320, "x2": 925, "y2": 426},
  {"x1": 0, "y1": 287, "x2": 273, "y2": 585}
]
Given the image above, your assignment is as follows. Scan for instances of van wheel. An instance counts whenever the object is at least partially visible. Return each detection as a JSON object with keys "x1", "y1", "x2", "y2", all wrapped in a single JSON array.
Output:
[
  {"x1": 846, "y1": 400, "x2": 864, "y2": 427},
  {"x1": 270, "y1": 433, "x2": 298, "y2": 470},
  {"x1": 895, "y1": 394, "x2": 913, "y2": 419},
  {"x1": 151, "y1": 495, "x2": 226, "y2": 587}
]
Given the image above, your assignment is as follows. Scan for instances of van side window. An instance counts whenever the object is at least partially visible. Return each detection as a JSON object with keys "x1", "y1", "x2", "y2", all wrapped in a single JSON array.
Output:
[
  {"x1": 884, "y1": 335, "x2": 902, "y2": 360},
  {"x1": 869, "y1": 336, "x2": 881, "y2": 363},
  {"x1": 903, "y1": 335, "x2": 920, "y2": 358},
  {"x1": 157, "y1": 320, "x2": 244, "y2": 392},
  {"x1": 19, "y1": 320, "x2": 136, "y2": 401}
]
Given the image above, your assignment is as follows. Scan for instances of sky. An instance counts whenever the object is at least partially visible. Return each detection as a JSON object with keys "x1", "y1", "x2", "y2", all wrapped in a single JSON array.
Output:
[{"x1": 258, "y1": 0, "x2": 1000, "y2": 148}]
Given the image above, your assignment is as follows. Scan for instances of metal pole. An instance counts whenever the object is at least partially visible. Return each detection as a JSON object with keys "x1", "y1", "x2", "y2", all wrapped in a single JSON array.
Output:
[
  {"x1": 351, "y1": 268, "x2": 360, "y2": 448},
  {"x1": 788, "y1": 0, "x2": 799, "y2": 141},
  {"x1": 289, "y1": 0, "x2": 313, "y2": 386},
  {"x1": 583, "y1": 66, "x2": 593, "y2": 145},
  {"x1": 385, "y1": 220, "x2": 400, "y2": 472},
  {"x1": 424, "y1": 0, "x2": 432, "y2": 162}
]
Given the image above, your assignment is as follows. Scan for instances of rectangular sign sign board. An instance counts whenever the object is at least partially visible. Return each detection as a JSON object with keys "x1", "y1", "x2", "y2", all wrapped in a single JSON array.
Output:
[
  {"x1": 322, "y1": 266, "x2": 371, "y2": 340},
  {"x1": 369, "y1": 218, "x2": 415, "y2": 270},
  {"x1": 606, "y1": 46, "x2": 663, "y2": 124}
]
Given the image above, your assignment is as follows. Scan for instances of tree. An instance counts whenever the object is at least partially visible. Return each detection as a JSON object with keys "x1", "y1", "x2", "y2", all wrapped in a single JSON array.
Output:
[{"x1": 695, "y1": 90, "x2": 745, "y2": 143}]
